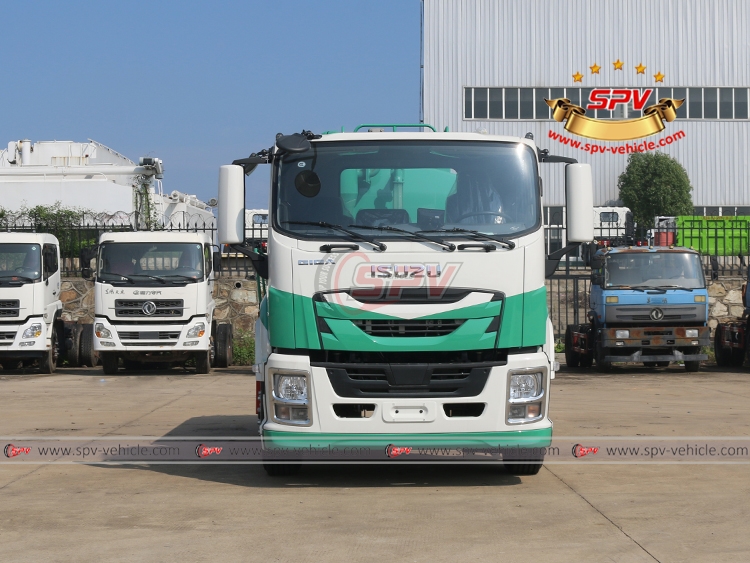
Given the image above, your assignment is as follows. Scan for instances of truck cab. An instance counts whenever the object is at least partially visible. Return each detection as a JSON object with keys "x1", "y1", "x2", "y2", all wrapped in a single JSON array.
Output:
[
  {"x1": 566, "y1": 246, "x2": 710, "y2": 370},
  {"x1": 89, "y1": 231, "x2": 232, "y2": 374},
  {"x1": 0, "y1": 233, "x2": 62, "y2": 372}
]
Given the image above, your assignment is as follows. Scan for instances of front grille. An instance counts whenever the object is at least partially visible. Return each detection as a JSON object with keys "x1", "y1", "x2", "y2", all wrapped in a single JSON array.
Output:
[
  {"x1": 325, "y1": 363, "x2": 494, "y2": 398},
  {"x1": 121, "y1": 342, "x2": 178, "y2": 347},
  {"x1": 352, "y1": 319, "x2": 464, "y2": 337},
  {"x1": 0, "y1": 300, "x2": 20, "y2": 317},
  {"x1": 117, "y1": 331, "x2": 181, "y2": 341},
  {"x1": 607, "y1": 305, "x2": 704, "y2": 323},
  {"x1": 115, "y1": 300, "x2": 184, "y2": 317},
  {"x1": 0, "y1": 331, "x2": 16, "y2": 341}
]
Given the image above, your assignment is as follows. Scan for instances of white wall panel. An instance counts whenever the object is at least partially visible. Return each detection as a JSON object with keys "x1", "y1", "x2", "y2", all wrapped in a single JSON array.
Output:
[{"x1": 423, "y1": 0, "x2": 750, "y2": 210}]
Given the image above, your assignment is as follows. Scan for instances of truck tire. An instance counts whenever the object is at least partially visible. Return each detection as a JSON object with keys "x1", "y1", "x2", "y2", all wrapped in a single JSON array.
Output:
[
  {"x1": 263, "y1": 463, "x2": 301, "y2": 477},
  {"x1": 579, "y1": 353, "x2": 593, "y2": 368},
  {"x1": 215, "y1": 323, "x2": 233, "y2": 368},
  {"x1": 101, "y1": 353, "x2": 119, "y2": 375},
  {"x1": 684, "y1": 360, "x2": 701, "y2": 372},
  {"x1": 714, "y1": 327, "x2": 731, "y2": 367},
  {"x1": 195, "y1": 351, "x2": 211, "y2": 374},
  {"x1": 66, "y1": 324, "x2": 83, "y2": 367},
  {"x1": 79, "y1": 324, "x2": 98, "y2": 367},
  {"x1": 564, "y1": 326, "x2": 580, "y2": 368},
  {"x1": 730, "y1": 348, "x2": 745, "y2": 367},
  {"x1": 38, "y1": 327, "x2": 58, "y2": 374}
]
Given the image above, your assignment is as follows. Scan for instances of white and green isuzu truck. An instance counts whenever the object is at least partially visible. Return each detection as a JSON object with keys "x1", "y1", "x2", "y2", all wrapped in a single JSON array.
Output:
[{"x1": 218, "y1": 126, "x2": 593, "y2": 475}]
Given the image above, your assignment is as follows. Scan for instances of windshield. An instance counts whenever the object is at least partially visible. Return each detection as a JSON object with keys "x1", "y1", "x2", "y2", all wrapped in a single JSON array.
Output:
[
  {"x1": 98, "y1": 242, "x2": 204, "y2": 284},
  {"x1": 605, "y1": 252, "x2": 706, "y2": 289},
  {"x1": 274, "y1": 140, "x2": 540, "y2": 239},
  {"x1": 0, "y1": 243, "x2": 42, "y2": 284}
]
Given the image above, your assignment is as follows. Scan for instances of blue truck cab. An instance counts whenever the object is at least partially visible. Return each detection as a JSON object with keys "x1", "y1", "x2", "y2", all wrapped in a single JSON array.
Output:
[{"x1": 566, "y1": 246, "x2": 710, "y2": 371}]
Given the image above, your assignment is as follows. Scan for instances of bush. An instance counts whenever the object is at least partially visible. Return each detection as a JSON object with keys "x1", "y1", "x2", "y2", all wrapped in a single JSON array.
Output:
[{"x1": 233, "y1": 330, "x2": 255, "y2": 366}]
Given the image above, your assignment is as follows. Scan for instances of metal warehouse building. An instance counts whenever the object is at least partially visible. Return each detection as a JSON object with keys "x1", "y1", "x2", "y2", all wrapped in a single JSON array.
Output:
[{"x1": 421, "y1": 0, "x2": 750, "y2": 225}]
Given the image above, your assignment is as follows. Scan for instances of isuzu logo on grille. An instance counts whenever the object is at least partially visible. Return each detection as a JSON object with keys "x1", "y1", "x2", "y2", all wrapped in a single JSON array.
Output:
[
  {"x1": 650, "y1": 308, "x2": 664, "y2": 321},
  {"x1": 142, "y1": 301, "x2": 157, "y2": 316}
]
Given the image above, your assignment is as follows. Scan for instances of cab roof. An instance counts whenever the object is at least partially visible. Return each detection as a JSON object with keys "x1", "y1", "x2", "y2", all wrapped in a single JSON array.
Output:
[
  {"x1": 597, "y1": 246, "x2": 700, "y2": 256},
  {"x1": 0, "y1": 232, "x2": 59, "y2": 244}
]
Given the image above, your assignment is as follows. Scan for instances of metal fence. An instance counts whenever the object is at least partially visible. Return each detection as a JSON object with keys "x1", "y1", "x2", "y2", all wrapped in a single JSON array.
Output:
[
  {"x1": 1, "y1": 217, "x2": 267, "y2": 279},
  {"x1": 547, "y1": 275, "x2": 590, "y2": 341}
]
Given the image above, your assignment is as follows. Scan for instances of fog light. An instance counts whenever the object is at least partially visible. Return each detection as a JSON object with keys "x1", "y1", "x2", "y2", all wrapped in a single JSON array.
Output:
[
  {"x1": 186, "y1": 323, "x2": 205, "y2": 338},
  {"x1": 275, "y1": 405, "x2": 291, "y2": 420},
  {"x1": 95, "y1": 323, "x2": 111, "y2": 339},
  {"x1": 19, "y1": 341, "x2": 35, "y2": 347},
  {"x1": 22, "y1": 324, "x2": 42, "y2": 339},
  {"x1": 692, "y1": 340, "x2": 699, "y2": 346},
  {"x1": 183, "y1": 341, "x2": 199, "y2": 346},
  {"x1": 100, "y1": 341, "x2": 116, "y2": 347},
  {"x1": 526, "y1": 404, "x2": 541, "y2": 418},
  {"x1": 291, "y1": 408, "x2": 309, "y2": 421},
  {"x1": 686, "y1": 329, "x2": 699, "y2": 338},
  {"x1": 615, "y1": 329, "x2": 629, "y2": 338},
  {"x1": 508, "y1": 405, "x2": 525, "y2": 419},
  {"x1": 616, "y1": 341, "x2": 625, "y2": 346}
]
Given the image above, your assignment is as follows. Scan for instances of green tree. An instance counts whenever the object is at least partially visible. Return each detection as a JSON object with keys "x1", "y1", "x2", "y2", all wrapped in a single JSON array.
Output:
[{"x1": 617, "y1": 151, "x2": 693, "y2": 228}]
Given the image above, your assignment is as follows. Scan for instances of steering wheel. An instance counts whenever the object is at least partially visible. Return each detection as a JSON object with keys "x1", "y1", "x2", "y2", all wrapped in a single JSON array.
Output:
[{"x1": 455, "y1": 211, "x2": 513, "y2": 223}]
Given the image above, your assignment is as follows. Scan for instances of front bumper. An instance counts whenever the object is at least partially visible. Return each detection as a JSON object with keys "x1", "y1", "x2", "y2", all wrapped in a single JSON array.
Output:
[
  {"x1": 601, "y1": 326, "x2": 709, "y2": 362},
  {"x1": 93, "y1": 317, "x2": 210, "y2": 353},
  {"x1": 0, "y1": 318, "x2": 50, "y2": 357}
]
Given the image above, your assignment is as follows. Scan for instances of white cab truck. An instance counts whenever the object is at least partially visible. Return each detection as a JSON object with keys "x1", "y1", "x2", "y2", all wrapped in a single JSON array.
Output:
[
  {"x1": 85, "y1": 231, "x2": 233, "y2": 374},
  {"x1": 0, "y1": 233, "x2": 63, "y2": 372},
  {"x1": 218, "y1": 126, "x2": 594, "y2": 476}
]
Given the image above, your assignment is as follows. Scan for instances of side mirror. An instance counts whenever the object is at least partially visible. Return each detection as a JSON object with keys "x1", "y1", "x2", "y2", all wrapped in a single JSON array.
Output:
[
  {"x1": 565, "y1": 163, "x2": 594, "y2": 243},
  {"x1": 591, "y1": 256, "x2": 604, "y2": 270},
  {"x1": 217, "y1": 165, "x2": 246, "y2": 245},
  {"x1": 592, "y1": 273, "x2": 604, "y2": 286},
  {"x1": 212, "y1": 251, "x2": 222, "y2": 274},
  {"x1": 276, "y1": 133, "x2": 311, "y2": 154},
  {"x1": 81, "y1": 267, "x2": 93, "y2": 280}
]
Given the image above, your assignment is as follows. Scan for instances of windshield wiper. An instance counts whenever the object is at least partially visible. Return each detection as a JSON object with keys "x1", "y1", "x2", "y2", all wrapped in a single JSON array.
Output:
[
  {"x1": 652, "y1": 285, "x2": 694, "y2": 292},
  {"x1": 285, "y1": 221, "x2": 386, "y2": 251},
  {"x1": 629, "y1": 285, "x2": 666, "y2": 293},
  {"x1": 0, "y1": 275, "x2": 35, "y2": 283},
  {"x1": 349, "y1": 224, "x2": 455, "y2": 252},
  {"x1": 417, "y1": 227, "x2": 516, "y2": 249},
  {"x1": 161, "y1": 274, "x2": 199, "y2": 283},
  {"x1": 130, "y1": 273, "x2": 167, "y2": 284},
  {"x1": 99, "y1": 271, "x2": 135, "y2": 284}
]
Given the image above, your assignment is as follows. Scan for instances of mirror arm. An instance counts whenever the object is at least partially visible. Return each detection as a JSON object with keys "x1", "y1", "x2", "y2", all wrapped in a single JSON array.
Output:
[
  {"x1": 229, "y1": 244, "x2": 269, "y2": 280},
  {"x1": 545, "y1": 243, "x2": 581, "y2": 278}
]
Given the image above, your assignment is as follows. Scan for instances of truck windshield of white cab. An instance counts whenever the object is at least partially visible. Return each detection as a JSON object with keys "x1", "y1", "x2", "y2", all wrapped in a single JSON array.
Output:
[
  {"x1": 0, "y1": 244, "x2": 42, "y2": 285},
  {"x1": 97, "y1": 242, "x2": 205, "y2": 285},
  {"x1": 275, "y1": 140, "x2": 540, "y2": 240}
]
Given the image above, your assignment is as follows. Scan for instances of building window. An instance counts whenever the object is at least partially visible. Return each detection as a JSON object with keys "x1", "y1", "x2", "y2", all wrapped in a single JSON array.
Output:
[{"x1": 463, "y1": 87, "x2": 750, "y2": 120}]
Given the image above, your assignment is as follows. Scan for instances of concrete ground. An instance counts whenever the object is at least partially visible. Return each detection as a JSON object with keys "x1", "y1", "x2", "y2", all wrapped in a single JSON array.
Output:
[{"x1": 0, "y1": 363, "x2": 748, "y2": 562}]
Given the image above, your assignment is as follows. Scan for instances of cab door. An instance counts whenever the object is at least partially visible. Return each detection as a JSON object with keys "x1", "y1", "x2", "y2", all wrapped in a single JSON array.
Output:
[{"x1": 42, "y1": 244, "x2": 61, "y2": 324}]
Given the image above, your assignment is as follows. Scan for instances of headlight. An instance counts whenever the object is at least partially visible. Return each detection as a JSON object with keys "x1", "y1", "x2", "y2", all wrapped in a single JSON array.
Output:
[
  {"x1": 605, "y1": 296, "x2": 619, "y2": 303},
  {"x1": 22, "y1": 324, "x2": 42, "y2": 339},
  {"x1": 685, "y1": 329, "x2": 699, "y2": 338},
  {"x1": 509, "y1": 372, "x2": 543, "y2": 400},
  {"x1": 95, "y1": 323, "x2": 112, "y2": 339},
  {"x1": 274, "y1": 374, "x2": 308, "y2": 402},
  {"x1": 694, "y1": 295, "x2": 706, "y2": 303},
  {"x1": 186, "y1": 323, "x2": 206, "y2": 338},
  {"x1": 615, "y1": 329, "x2": 630, "y2": 338}
]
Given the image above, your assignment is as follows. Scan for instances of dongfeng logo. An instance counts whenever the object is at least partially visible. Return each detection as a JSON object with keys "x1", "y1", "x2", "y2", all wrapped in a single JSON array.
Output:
[
  {"x1": 650, "y1": 308, "x2": 664, "y2": 321},
  {"x1": 142, "y1": 301, "x2": 157, "y2": 316}
]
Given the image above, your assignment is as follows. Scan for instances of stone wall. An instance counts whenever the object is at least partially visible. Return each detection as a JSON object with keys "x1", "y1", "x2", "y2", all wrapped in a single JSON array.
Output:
[
  {"x1": 59, "y1": 278, "x2": 260, "y2": 332},
  {"x1": 707, "y1": 278, "x2": 746, "y2": 331}
]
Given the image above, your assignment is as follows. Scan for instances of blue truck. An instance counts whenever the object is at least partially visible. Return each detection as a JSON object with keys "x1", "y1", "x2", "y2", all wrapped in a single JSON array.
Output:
[{"x1": 565, "y1": 246, "x2": 710, "y2": 371}]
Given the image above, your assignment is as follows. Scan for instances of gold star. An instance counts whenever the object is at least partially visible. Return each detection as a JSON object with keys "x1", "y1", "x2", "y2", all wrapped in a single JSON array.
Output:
[
  {"x1": 572, "y1": 71, "x2": 583, "y2": 83},
  {"x1": 613, "y1": 59, "x2": 624, "y2": 70},
  {"x1": 590, "y1": 63, "x2": 601, "y2": 74},
  {"x1": 635, "y1": 62, "x2": 647, "y2": 74},
  {"x1": 654, "y1": 71, "x2": 665, "y2": 82}
]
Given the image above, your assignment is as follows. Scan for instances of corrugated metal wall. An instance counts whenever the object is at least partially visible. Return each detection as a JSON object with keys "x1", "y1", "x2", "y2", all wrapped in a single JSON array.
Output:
[{"x1": 423, "y1": 0, "x2": 750, "y2": 208}]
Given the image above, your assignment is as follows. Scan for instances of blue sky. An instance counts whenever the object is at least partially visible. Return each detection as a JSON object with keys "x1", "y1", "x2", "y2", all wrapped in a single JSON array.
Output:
[{"x1": 1, "y1": 1, "x2": 421, "y2": 209}]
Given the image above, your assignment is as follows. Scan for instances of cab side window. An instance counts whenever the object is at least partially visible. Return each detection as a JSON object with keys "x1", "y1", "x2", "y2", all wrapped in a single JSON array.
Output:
[
  {"x1": 204, "y1": 244, "x2": 212, "y2": 276},
  {"x1": 43, "y1": 244, "x2": 59, "y2": 280}
]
